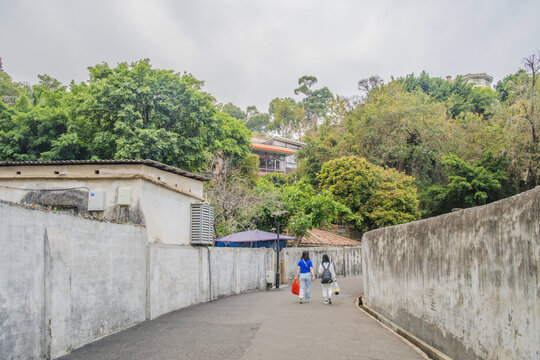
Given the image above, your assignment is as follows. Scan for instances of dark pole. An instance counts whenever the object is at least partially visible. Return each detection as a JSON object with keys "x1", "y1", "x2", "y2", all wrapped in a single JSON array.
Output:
[
  {"x1": 271, "y1": 210, "x2": 287, "y2": 290},
  {"x1": 275, "y1": 220, "x2": 280, "y2": 289}
]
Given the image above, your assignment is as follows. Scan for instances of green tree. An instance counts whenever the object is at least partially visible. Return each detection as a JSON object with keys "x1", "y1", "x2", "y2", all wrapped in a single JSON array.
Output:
[
  {"x1": 318, "y1": 156, "x2": 420, "y2": 232},
  {"x1": 294, "y1": 75, "x2": 333, "y2": 130},
  {"x1": 58, "y1": 59, "x2": 249, "y2": 171},
  {"x1": 296, "y1": 130, "x2": 341, "y2": 186},
  {"x1": 496, "y1": 69, "x2": 529, "y2": 104},
  {"x1": 253, "y1": 176, "x2": 354, "y2": 245},
  {"x1": 268, "y1": 97, "x2": 306, "y2": 139},
  {"x1": 244, "y1": 106, "x2": 271, "y2": 135},
  {"x1": 422, "y1": 155, "x2": 504, "y2": 216},
  {"x1": 397, "y1": 71, "x2": 499, "y2": 118},
  {"x1": 205, "y1": 156, "x2": 261, "y2": 237},
  {"x1": 220, "y1": 102, "x2": 246, "y2": 121},
  {"x1": 0, "y1": 77, "x2": 69, "y2": 161},
  {"x1": 212, "y1": 112, "x2": 252, "y2": 162},
  {"x1": 342, "y1": 83, "x2": 451, "y2": 185},
  {"x1": 0, "y1": 59, "x2": 22, "y2": 105},
  {"x1": 495, "y1": 54, "x2": 540, "y2": 189}
]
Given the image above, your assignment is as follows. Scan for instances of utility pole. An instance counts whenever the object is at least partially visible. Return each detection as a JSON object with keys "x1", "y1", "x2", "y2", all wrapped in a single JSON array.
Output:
[{"x1": 271, "y1": 210, "x2": 288, "y2": 289}]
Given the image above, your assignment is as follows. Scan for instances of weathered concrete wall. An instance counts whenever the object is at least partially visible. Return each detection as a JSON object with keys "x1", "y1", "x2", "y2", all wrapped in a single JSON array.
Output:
[
  {"x1": 140, "y1": 181, "x2": 199, "y2": 245},
  {"x1": 147, "y1": 246, "x2": 273, "y2": 319},
  {"x1": 147, "y1": 245, "x2": 209, "y2": 319},
  {"x1": 210, "y1": 247, "x2": 272, "y2": 298},
  {"x1": 0, "y1": 204, "x2": 46, "y2": 359},
  {"x1": 0, "y1": 202, "x2": 147, "y2": 359},
  {"x1": 0, "y1": 163, "x2": 205, "y2": 245},
  {"x1": 362, "y1": 187, "x2": 540, "y2": 360},
  {"x1": 2, "y1": 201, "x2": 364, "y2": 359},
  {"x1": 283, "y1": 246, "x2": 362, "y2": 283}
]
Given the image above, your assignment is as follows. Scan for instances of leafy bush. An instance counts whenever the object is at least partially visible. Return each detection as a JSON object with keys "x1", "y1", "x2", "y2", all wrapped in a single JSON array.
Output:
[{"x1": 318, "y1": 156, "x2": 420, "y2": 231}]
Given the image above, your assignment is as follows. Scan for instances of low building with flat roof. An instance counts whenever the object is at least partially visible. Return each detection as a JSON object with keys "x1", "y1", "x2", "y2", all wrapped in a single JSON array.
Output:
[{"x1": 0, "y1": 159, "x2": 212, "y2": 246}]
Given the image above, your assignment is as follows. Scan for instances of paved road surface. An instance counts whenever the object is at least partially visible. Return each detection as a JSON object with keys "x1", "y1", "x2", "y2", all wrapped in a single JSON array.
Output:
[{"x1": 60, "y1": 276, "x2": 424, "y2": 360}]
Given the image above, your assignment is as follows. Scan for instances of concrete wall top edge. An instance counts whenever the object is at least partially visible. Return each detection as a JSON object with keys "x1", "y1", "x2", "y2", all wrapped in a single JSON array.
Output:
[
  {"x1": 362, "y1": 186, "x2": 540, "y2": 241},
  {"x1": 0, "y1": 200, "x2": 146, "y2": 227}
]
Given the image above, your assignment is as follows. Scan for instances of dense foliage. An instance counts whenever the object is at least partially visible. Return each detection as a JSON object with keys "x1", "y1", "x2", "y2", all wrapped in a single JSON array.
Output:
[
  {"x1": 296, "y1": 55, "x2": 539, "y2": 218},
  {"x1": 2, "y1": 54, "x2": 538, "y2": 239},
  {"x1": 422, "y1": 154, "x2": 505, "y2": 216},
  {"x1": 318, "y1": 156, "x2": 420, "y2": 231},
  {"x1": 0, "y1": 59, "x2": 250, "y2": 172},
  {"x1": 252, "y1": 177, "x2": 355, "y2": 244}
]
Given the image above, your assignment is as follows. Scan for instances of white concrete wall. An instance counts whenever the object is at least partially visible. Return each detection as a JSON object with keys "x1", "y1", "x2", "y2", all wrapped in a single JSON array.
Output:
[
  {"x1": 0, "y1": 163, "x2": 205, "y2": 246},
  {"x1": 0, "y1": 202, "x2": 147, "y2": 359},
  {"x1": 362, "y1": 187, "x2": 540, "y2": 360},
  {"x1": 0, "y1": 203, "x2": 46, "y2": 359},
  {"x1": 147, "y1": 246, "x2": 273, "y2": 319},
  {"x1": 147, "y1": 245, "x2": 209, "y2": 319},
  {"x1": 282, "y1": 246, "x2": 362, "y2": 284},
  {"x1": 210, "y1": 248, "x2": 272, "y2": 298},
  {"x1": 140, "y1": 181, "x2": 198, "y2": 245},
  {"x1": 1, "y1": 201, "x2": 364, "y2": 359}
]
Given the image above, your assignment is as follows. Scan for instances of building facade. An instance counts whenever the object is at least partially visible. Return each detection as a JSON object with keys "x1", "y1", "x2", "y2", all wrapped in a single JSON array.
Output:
[
  {"x1": 250, "y1": 136, "x2": 306, "y2": 175},
  {"x1": 0, "y1": 159, "x2": 209, "y2": 246},
  {"x1": 447, "y1": 73, "x2": 493, "y2": 88}
]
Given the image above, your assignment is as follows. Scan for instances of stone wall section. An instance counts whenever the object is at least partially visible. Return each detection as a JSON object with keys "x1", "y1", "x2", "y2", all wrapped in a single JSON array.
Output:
[
  {"x1": 0, "y1": 201, "x2": 360, "y2": 359},
  {"x1": 362, "y1": 187, "x2": 540, "y2": 360},
  {"x1": 0, "y1": 202, "x2": 147, "y2": 359}
]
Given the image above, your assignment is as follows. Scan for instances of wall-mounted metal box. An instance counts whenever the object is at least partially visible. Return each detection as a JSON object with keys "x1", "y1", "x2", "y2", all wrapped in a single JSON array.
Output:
[
  {"x1": 266, "y1": 271, "x2": 275, "y2": 284},
  {"x1": 88, "y1": 191, "x2": 105, "y2": 211},
  {"x1": 117, "y1": 187, "x2": 132, "y2": 206},
  {"x1": 190, "y1": 203, "x2": 214, "y2": 245}
]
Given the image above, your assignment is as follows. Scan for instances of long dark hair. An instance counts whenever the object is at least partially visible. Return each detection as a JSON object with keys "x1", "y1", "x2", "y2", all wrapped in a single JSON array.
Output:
[
  {"x1": 301, "y1": 250, "x2": 310, "y2": 260},
  {"x1": 322, "y1": 254, "x2": 329, "y2": 263}
]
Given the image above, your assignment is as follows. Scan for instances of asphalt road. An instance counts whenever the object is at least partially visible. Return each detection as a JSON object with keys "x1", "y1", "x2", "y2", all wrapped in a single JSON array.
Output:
[{"x1": 60, "y1": 276, "x2": 424, "y2": 360}]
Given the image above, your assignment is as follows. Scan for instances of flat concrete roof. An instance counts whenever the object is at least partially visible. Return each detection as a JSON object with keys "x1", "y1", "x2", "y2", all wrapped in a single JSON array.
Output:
[{"x1": 0, "y1": 159, "x2": 208, "y2": 182}]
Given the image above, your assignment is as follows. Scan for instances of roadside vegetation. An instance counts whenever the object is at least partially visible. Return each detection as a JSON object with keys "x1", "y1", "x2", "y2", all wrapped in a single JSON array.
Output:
[{"x1": 1, "y1": 53, "x2": 538, "y2": 238}]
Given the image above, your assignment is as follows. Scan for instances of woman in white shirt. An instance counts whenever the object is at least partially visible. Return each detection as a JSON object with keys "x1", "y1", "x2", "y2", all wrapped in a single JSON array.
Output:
[{"x1": 318, "y1": 254, "x2": 336, "y2": 304}]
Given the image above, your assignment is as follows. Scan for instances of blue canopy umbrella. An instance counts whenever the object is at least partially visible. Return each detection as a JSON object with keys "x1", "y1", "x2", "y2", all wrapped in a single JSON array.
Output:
[{"x1": 214, "y1": 230, "x2": 296, "y2": 249}]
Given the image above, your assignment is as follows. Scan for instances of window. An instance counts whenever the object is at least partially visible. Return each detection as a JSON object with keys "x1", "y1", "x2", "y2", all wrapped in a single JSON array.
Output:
[
  {"x1": 286, "y1": 144, "x2": 298, "y2": 150},
  {"x1": 257, "y1": 151, "x2": 286, "y2": 173}
]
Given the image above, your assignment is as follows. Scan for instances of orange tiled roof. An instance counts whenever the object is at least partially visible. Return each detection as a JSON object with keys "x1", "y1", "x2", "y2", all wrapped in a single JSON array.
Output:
[
  {"x1": 250, "y1": 143, "x2": 296, "y2": 154},
  {"x1": 300, "y1": 229, "x2": 361, "y2": 246}
]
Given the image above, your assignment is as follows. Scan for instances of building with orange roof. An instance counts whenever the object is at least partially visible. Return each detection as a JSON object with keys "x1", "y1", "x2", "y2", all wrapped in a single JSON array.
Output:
[
  {"x1": 250, "y1": 136, "x2": 306, "y2": 175},
  {"x1": 296, "y1": 229, "x2": 361, "y2": 247}
]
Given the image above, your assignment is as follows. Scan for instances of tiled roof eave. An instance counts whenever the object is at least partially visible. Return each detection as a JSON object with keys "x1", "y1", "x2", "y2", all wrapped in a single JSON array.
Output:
[{"x1": 250, "y1": 143, "x2": 296, "y2": 154}]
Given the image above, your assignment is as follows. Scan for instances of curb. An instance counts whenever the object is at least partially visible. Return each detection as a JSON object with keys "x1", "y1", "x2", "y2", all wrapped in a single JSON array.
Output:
[{"x1": 355, "y1": 295, "x2": 452, "y2": 360}]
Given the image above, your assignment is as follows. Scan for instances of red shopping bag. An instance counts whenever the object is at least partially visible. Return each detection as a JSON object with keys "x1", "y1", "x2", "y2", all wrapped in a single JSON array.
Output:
[{"x1": 291, "y1": 278, "x2": 300, "y2": 295}]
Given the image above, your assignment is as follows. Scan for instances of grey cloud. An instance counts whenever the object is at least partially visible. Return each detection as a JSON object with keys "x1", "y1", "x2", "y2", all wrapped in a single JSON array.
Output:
[{"x1": 0, "y1": 0, "x2": 538, "y2": 111}]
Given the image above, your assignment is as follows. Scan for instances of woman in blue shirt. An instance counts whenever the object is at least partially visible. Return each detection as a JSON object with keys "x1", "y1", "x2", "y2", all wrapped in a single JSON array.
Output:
[{"x1": 295, "y1": 250, "x2": 315, "y2": 303}]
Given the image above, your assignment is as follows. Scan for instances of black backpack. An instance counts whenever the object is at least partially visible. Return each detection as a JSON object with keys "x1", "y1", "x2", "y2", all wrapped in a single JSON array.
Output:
[{"x1": 321, "y1": 262, "x2": 332, "y2": 283}]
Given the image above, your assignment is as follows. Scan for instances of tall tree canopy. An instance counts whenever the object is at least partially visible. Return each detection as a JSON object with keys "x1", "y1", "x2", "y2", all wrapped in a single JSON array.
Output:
[
  {"x1": 0, "y1": 59, "x2": 251, "y2": 172},
  {"x1": 294, "y1": 75, "x2": 334, "y2": 129},
  {"x1": 318, "y1": 156, "x2": 420, "y2": 231}
]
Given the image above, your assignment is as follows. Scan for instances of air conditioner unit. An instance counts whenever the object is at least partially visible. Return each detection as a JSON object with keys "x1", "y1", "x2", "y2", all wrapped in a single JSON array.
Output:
[{"x1": 190, "y1": 203, "x2": 214, "y2": 245}]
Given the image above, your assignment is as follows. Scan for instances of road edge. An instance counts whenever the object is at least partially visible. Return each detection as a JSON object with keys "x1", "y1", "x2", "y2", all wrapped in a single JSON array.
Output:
[{"x1": 355, "y1": 295, "x2": 452, "y2": 360}]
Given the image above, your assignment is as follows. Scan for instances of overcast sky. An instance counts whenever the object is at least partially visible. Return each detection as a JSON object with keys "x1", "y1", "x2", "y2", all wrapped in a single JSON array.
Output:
[{"x1": 1, "y1": 0, "x2": 539, "y2": 111}]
